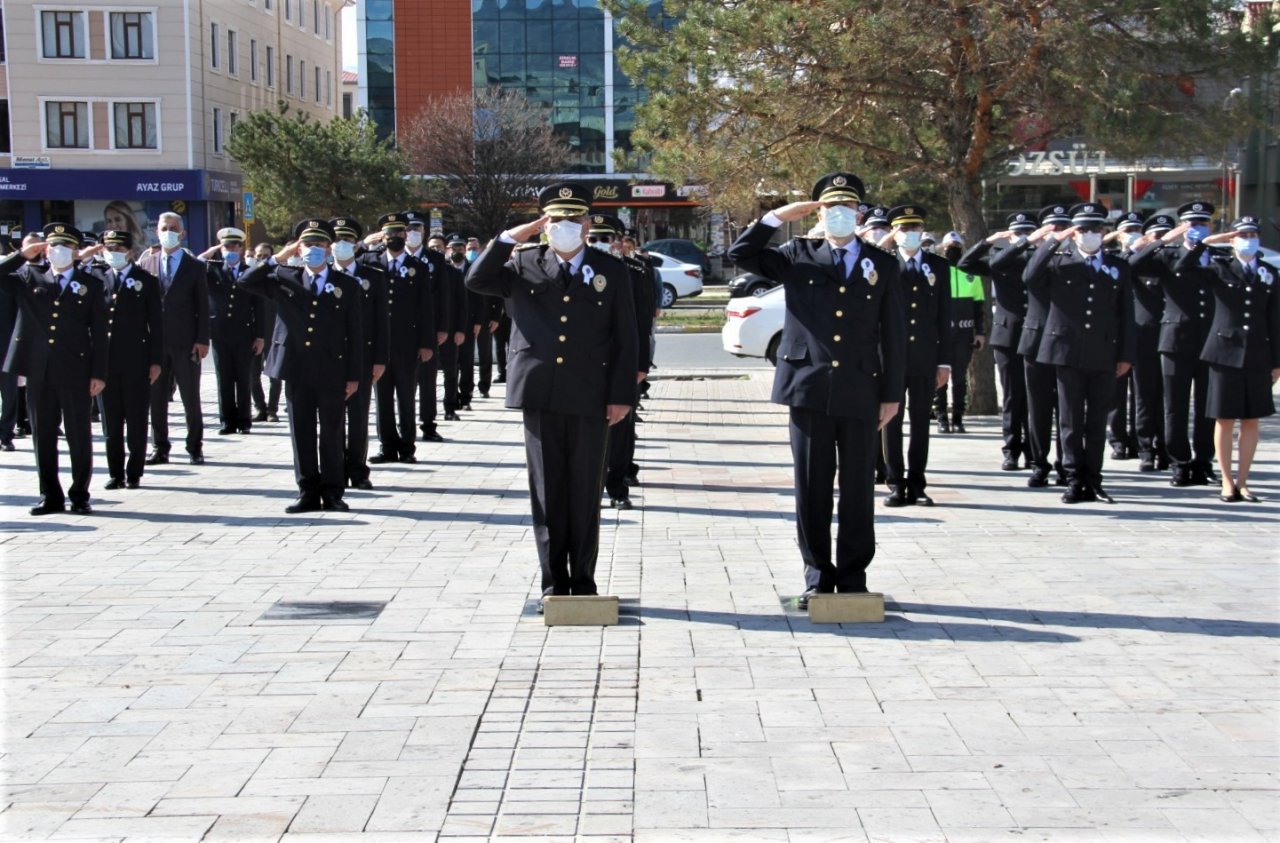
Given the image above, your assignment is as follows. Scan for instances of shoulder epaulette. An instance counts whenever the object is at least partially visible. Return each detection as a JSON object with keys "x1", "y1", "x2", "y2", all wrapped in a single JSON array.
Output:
[{"x1": 514, "y1": 243, "x2": 541, "y2": 251}]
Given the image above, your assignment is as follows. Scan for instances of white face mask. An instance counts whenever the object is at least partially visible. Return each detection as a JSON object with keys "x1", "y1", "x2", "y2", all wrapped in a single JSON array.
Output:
[
  {"x1": 547, "y1": 220, "x2": 583, "y2": 253},
  {"x1": 48, "y1": 245, "x2": 75, "y2": 270},
  {"x1": 105, "y1": 251, "x2": 129, "y2": 270},
  {"x1": 158, "y1": 230, "x2": 181, "y2": 250},
  {"x1": 331, "y1": 241, "x2": 357, "y2": 262},
  {"x1": 1120, "y1": 231, "x2": 1142, "y2": 249},
  {"x1": 406, "y1": 230, "x2": 424, "y2": 249},
  {"x1": 1233, "y1": 236, "x2": 1260, "y2": 259},
  {"x1": 1077, "y1": 232, "x2": 1103, "y2": 254},
  {"x1": 823, "y1": 205, "x2": 858, "y2": 239},
  {"x1": 895, "y1": 230, "x2": 923, "y2": 251}
]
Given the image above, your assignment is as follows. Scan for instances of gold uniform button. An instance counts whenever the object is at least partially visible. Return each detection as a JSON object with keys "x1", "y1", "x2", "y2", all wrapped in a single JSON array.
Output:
[
  {"x1": 835, "y1": 310, "x2": 843, "y2": 317},
  {"x1": 50, "y1": 325, "x2": 57, "y2": 331},
  {"x1": 563, "y1": 295, "x2": 570, "y2": 302},
  {"x1": 833, "y1": 335, "x2": 842, "y2": 342},
  {"x1": 838, "y1": 286, "x2": 846, "y2": 293},
  {"x1": 307, "y1": 327, "x2": 314, "y2": 333},
  {"x1": 305, "y1": 341, "x2": 311, "y2": 347},
  {"x1": 560, "y1": 315, "x2": 568, "y2": 323},
  {"x1": 48, "y1": 338, "x2": 55, "y2": 344},
  {"x1": 556, "y1": 356, "x2": 564, "y2": 364},
  {"x1": 910, "y1": 319, "x2": 916, "y2": 325},
  {"x1": 911, "y1": 303, "x2": 917, "y2": 309},
  {"x1": 910, "y1": 335, "x2": 916, "y2": 341},
  {"x1": 310, "y1": 313, "x2": 316, "y2": 319},
  {"x1": 832, "y1": 360, "x2": 840, "y2": 368},
  {"x1": 559, "y1": 335, "x2": 566, "y2": 342}
]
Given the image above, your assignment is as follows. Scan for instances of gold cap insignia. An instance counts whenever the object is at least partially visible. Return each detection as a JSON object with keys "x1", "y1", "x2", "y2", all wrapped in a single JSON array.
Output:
[
  {"x1": 54, "y1": 225, "x2": 65, "y2": 234},
  {"x1": 559, "y1": 187, "x2": 573, "y2": 199},
  {"x1": 833, "y1": 176, "x2": 847, "y2": 187}
]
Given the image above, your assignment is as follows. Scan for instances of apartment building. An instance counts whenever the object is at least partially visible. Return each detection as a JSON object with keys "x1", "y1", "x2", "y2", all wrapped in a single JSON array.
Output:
[{"x1": 0, "y1": 0, "x2": 347, "y2": 250}]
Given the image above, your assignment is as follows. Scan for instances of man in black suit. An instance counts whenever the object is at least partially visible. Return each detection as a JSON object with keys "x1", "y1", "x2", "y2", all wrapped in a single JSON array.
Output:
[
  {"x1": 363, "y1": 213, "x2": 435, "y2": 461},
  {"x1": 200, "y1": 228, "x2": 264, "y2": 435},
  {"x1": 728, "y1": 173, "x2": 906, "y2": 606},
  {"x1": 91, "y1": 230, "x2": 163, "y2": 489},
  {"x1": 250, "y1": 242, "x2": 282, "y2": 423},
  {"x1": 452, "y1": 235, "x2": 500, "y2": 400},
  {"x1": 0, "y1": 259, "x2": 18, "y2": 451},
  {"x1": 0, "y1": 224, "x2": 109, "y2": 514},
  {"x1": 958, "y1": 211, "x2": 1037, "y2": 470},
  {"x1": 1023, "y1": 203, "x2": 1135, "y2": 503},
  {"x1": 423, "y1": 230, "x2": 466, "y2": 423},
  {"x1": 879, "y1": 204, "x2": 952, "y2": 507},
  {"x1": 1128, "y1": 201, "x2": 1219, "y2": 486},
  {"x1": 239, "y1": 219, "x2": 363, "y2": 513},
  {"x1": 466, "y1": 183, "x2": 639, "y2": 606},
  {"x1": 329, "y1": 216, "x2": 389, "y2": 490},
  {"x1": 142, "y1": 212, "x2": 209, "y2": 465}
]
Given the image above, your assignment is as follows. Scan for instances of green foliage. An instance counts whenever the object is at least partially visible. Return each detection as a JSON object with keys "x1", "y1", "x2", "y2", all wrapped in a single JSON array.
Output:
[{"x1": 226, "y1": 103, "x2": 413, "y2": 241}]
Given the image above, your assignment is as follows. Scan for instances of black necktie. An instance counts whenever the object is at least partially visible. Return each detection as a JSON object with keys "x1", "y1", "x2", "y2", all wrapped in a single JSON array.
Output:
[
  {"x1": 558, "y1": 262, "x2": 574, "y2": 289},
  {"x1": 833, "y1": 248, "x2": 847, "y2": 278}
]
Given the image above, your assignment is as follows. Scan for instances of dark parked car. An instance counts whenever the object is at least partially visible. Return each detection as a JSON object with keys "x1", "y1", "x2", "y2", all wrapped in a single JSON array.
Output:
[
  {"x1": 644, "y1": 239, "x2": 709, "y2": 276},
  {"x1": 726, "y1": 272, "x2": 778, "y2": 298}
]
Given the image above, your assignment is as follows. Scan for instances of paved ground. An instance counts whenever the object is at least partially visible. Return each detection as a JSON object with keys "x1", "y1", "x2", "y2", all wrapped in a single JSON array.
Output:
[{"x1": 2, "y1": 365, "x2": 1278, "y2": 842}]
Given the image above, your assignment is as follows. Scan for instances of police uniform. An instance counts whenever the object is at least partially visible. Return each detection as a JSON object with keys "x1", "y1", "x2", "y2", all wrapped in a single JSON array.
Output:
[
  {"x1": 934, "y1": 241, "x2": 985, "y2": 433},
  {"x1": 90, "y1": 230, "x2": 163, "y2": 488},
  {"x1": 881, "y1": 204, "x2": 952, "y2": 506},
  {"x1": 958, "y1": 211, "x2": 1035, "y2": 469},
  {"x1": 455, "y1": 234, "x2": 502, "y2": 403},
  {"x1": 330, "y1": 217, "x2": 390, "y2": 489},
  {"x1": 1178, "y1": 217, "x2": 1279, "y2": 420},
  {"x1": 466, "y1": 183, "x2": 639, "y2": 599},
  {"x1": 0, "y1": 223, "x2": 109, "y2": 514},
  {"x1": 205, "y1": 227, "x2": 264, "y2": 435},
  {"x1": 1128, "y1": 201, "x2": 1218, "y2": 485},
  {"x1": 239, "y1": 219, "x2": 363, "y2": 512},
  {"x1": 1024, "y1": 203, "x2": 1135, "y2": 503},
  {"x1": 727, "y1": 173, "x2": 906, "y2": 600},
  {"x1": 397, "y1": 213, "x2": 458, "y2": 434},
  {"x1": 1109, "y1": 213, "x2": 1169, "y2": 470},
  {"x1": 992, "y1": 204, "x2": 1074, "y2": 486},
  {"x1": 362, "y1": 213, "x2": 436, "y2": 461}
]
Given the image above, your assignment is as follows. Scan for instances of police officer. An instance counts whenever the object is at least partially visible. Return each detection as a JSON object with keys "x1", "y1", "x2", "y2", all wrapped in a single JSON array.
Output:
[
  {"x1": 992, "y1": 205, "x2": 1073, "y2": 486},
  {"x1": 250, "y1": 242, "x2": 283, "y2": 424},
  {"x1": 1129, "y1": 201, "x2": 1218, "y2": 486},
  {"x1": 363, "y1": 213, "x2": 436, "y2": 461},
  {"x1": 935, "y1": 232, "x2": 985, "y2": 434},
  {"x1": 728, "y1": 173, "x2": 906, "y2": 606},
  {"x1": 201, "y1": 228, "x2": 264, "y2": 435},
  {"x1": 239, "y1": 219, "x2": 363, "y2": 513},
  {"x1": 880, "y1": 204, "x2": 952, "y2": 507},
  {"x1": 425, "y1": 230, "x2": 468, "y2": 421},
  {"x1": 958, "y1": 211, "x2": 1036, "y2": 470},
  {"x1": 466, "y1": 183, "x2": 638, "y2": 606},
  {"x1": 1106, "y1": 212, "x2": 1168, "y2": 471},
  {"x1": 591, "y1": 213, "x2": 655, "y2": 509},
  {"x1": 452, "y1": 233, "x2": 500, "y2": 403},
  {"x1": 0, "y1": 224, "x2": 108, "y2": 514},
  {"x1": 93, "y1": 230, "x2": 162, "y2": 489},
  {"x1": 330, "y1": 217, "x2": 389, "y2": 491},
  {"x1": 1023, "y1": 203, "x2": 1134, "y2": 503}
]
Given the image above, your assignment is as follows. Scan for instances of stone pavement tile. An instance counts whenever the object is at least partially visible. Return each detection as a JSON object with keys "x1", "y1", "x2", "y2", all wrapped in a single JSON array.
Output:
[
  {"x1": 0, "y1": 802, "x2": 85, "y2": 840},
  {"x1": 490, "y1": 814, "x2": 578, "y2": 835},
  {"x1": 577, "y1": 812, "x2": 633, "y2": 835},
  {"x1": 364, "y1": 775, "x2": 453, "y2": 832},
  {"x1": 204, "y1": 809, "x2": 300, "y2": 840},
  {"x1": 923, "y1": 789, "x2": 1017, "y2": 827},
  {"x1": 1161, "y1": 808, "x2": 1273, "y2": 842},
  {"x1": 437, "y1": 813, "x2": 495, "y2": 836},
  {"x1": 634, "y1": 789, "x2": 708, "y2": 829},
  {"x1": 71, "y1": 780, "x2": 171, "y2": 818},
  {"x1": 287, "y1": 793, "x2": 379, "y2": 833},
  {"x1": 47, "y1": 814, "x2": 218, "y2": 839}
]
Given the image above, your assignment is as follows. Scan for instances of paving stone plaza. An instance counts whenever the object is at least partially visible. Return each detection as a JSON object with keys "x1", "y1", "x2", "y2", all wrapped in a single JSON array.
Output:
[{"x1": 2, "y1": 369, "x2": 1278, "y2": 841}]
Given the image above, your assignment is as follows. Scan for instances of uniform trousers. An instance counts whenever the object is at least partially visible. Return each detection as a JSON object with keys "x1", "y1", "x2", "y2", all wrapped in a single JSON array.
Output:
[
  {"x1": 1056, "y1": 365, "x2": 1117, "y2": 487},
  {"x1": 475, "y1": 329, "x2": 495, "y2": 395},
  {"x1": 417, "y1": 353, "x2": 439, "y2": 431},
  {"x1": 883, "y1": 374, "x2": 935, "y2": 493},
  {"x1": 99, "y1": 372, "x2": 150, "y2": 482},
  {"x1": 458, "y1": 334, "x2": 477, "y2": 403},
  {"x1": 251, "y1": 353, "x2": 282, "y2": 415},
  {"x1": 524, "y1": 408, "x2": 610, "y2": 596},
  {"x1": 495, "y1": 315, "x2": 511, "y2": 379},
  {"x1": 1024, "y1": 356, "x2": 1063, "y2": 473},
  {"x1": 441, "y1": 341, "x2": 462, "y2": 413},
  {"x1": 0, "y1": 369, "x2": 18, "y2": 440},
  {"x1": 934, "y1": 333, "x2": 975, "y2": 421},
  {"x1": 790, "y1": 407, "x2": 876, "y2": 593},
  {"x1": 376, "y1": 352, "x2": 419, "y2": 458},
  {"x1": 27, "y1": 377, "x2": 93, "y2": 507},
  {"x1": 286, "y1": 379, "x2": 346, "y2": 500},
  {"x1": 211, "y1": 337, "x2": 254, "y2": 428},
  {"x1": 993, "y1": 346, "x2": 1028, "y2": 461},
  {"x1": 604, "y1": 385, "x2": 640, "y2": 500},
  {"x1": 1161, "y1": 352, "x2": 1214, "y2": 473},
  {"x1": 149, "y1": 347, "x2": 203, "y2": 455},
  {"x1": 345, "y1": 376, "x2": 374, "y2": 484}
]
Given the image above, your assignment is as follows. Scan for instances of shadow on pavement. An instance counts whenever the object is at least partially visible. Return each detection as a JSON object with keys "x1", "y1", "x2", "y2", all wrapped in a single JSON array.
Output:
[{"x1": 891, "y1": 602, "x2": 1280, "y2": 639}]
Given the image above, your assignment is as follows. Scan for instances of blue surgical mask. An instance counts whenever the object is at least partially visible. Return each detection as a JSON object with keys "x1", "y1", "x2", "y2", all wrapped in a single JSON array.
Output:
[
  {"x1": 223, "y1": 249, "x2": 241, "y2": 265},
  {"x1": 303, "y1": 246, "x2": 327, "y2": 267},
  {"x1": 823, "y1": 205, "x2": 858, "y2": 239},
  {"x1": 331, "y1": 241, "x2": 356, "y2": 262},
  {"x1": 465, "y1": 249, "x2": 478, "y2": 261},
  {"x1": 1186, "y1": 224, "x2": 1211, "y2": 244},
  {"x1": 1233, "y1": 237, "x2": 1260, "y2": 259}
]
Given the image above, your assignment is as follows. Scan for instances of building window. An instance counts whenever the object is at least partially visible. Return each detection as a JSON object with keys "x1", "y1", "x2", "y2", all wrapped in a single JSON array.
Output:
[
  {"x1": 229, "y1": 111, "x2": 239, "y2": 141},
  {"x1": 41, "y1": 11, "x2": 85, "y2": 59},
  {"x1": 300, "y1": 60, "x2": 306, "y2": 100},
  {"x1": 109, "y1": 12, "x2": 154, "y2": 60},
  {"x1": 113, "y1": 102, "x2": 157, "y2": 149},
  {"x1": 250, "y1": 39, "x2": 258, "y2": 82},
  {"x1": 326, "y1": 70, "x2": 332, "y2": 106},
  {"x1": 299, "y1": 0, "x2": 306, "y2": 30},
  {"x1": 266, "y1": 45, "x2": 275, "y2": 88},
  {"x1": 325, "y1": 6, "x2": 331, "y2": 40},
  {"x1": 44, "y1": 101, "x2": 89, "y2": 148},
  {"x1": 210, "y1": 22, "x2": 220, "y2": 69},
  {"x1": 313, "y1": 0, "x2": 320, "y2": 34},
  {"x1": 342, "y1": 91, "x2": 352, "y2": 119},
  {"x1": 0, "y1": 15, "x2": 7, "y2": 63},
  {"x1": 315, "y1": 66, "x2": 321, "y2": 103},
  {"x1": 286, "y1": 54, "x2": 293, "y2": 94},
  {"x1": 285, "y1": 0, "x2": 292, "y2": 22},
  {"x1": 266, "y1": 0, "x2": 273, "y2": 10},
  {"x1": 227, "y1": 30, "x2": 238, "y2": 75},
  {"x1": 212, "y1": 107, "x2": 223, "y2": 153},
  {"x1": 0, "y1": 100, "x2": 11, "y2": 153}
]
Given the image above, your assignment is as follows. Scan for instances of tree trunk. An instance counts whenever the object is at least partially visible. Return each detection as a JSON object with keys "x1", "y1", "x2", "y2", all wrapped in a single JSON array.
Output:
[{"x1": 945, "y1": 176, "x2": 999, "y2": 416}]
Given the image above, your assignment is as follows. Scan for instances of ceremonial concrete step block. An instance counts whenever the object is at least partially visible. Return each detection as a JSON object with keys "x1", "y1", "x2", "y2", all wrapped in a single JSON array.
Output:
[
  {"x1": 543, "y1": 596, "x2": 620, "y2": 626},
  {"x1": 808, "y1": 593, "x2": 885, "y2": 624}
]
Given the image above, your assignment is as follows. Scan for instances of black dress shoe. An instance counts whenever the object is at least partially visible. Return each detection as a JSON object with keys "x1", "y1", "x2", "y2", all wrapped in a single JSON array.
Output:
[
  {"x1": 0, "y1": 439, "x2": 14, "y2": 452},
  {"x1": 369, "y1": 452, "x2": 395, "y2": 464},
  {"x1": 1170, "y1": 472, "x2": 1196, "y2": 488},
  {"x1": 30, "y1": 501, "x2": 66, "y2": 516},
  {"x1": 610, "y1": 497, "x2": 633, "y2": 510},
  {"x1": 322, "y1": 497, "x2": 350, "y2": 512},
  {"x1": 69, "y1": 502, "x2": 92, "y2": 515},
  {"x1": 1061, "y1": 486, "x2": 1090, "y2": 504},
  {"x1": 1199, "y1": 468, "x2": 1218, "y2": 485},
  {"x1": 875, "y1": 471, "x2": 888, "y2": 485},
  {"x1": 479, "y1": 391, "x2": 489, "y2": 398},
  {"x1": 253, "y1": 410, "x2": 268, "y2": 422},
  {"x1": 1219, "y1": 490, "x2": 1242, "y2": 502},
  {"x1": 285, "y1": 496, "x2": 323, "y2": 514},
  {"x1": 952, "y1": 420, "x2": 966, "y2": 433},
  {"x1": 104, "y1": 478, "x2": 125, "y2": 490},
  {"x1": 884, "y1": 488, "x2": 908, "y2": 507},
  {"x1": 1054, "y1": 473, "x2": 1069, "y2": 487},
  {"x1": 937, "y1": 417, "x2": 951, "y2": 434},
  {"x1": 16, "y1": 424, "x2": 31, "y2": 436},
  {"x1": 1027, "y1": 470, "x2": 1049, "y2": 488},
  {"x1": 797, "y1": 588, "x2": 819, "y2": 609},
  {"x1": 239, "y1": 425, "x2": 252, "y2": 434},
  {"x1": 495, "y1": 374, "x2": 507, "y2": 383},
  {"x1": 908, "y1": 491, "x2": 934, "y2": 507},
  {"x1": 1001, "y1": 457, "x2": 1019, "y2": 471},
  {"x1": 217, "y1": 426, "x2": 236, "y2": 436},
  {"x1": 126, "y1": 479, "x2": 140, "y2": 489},
  {"x1": 1157, "y1": 456, "x2": 1170, "y2": 471},
  {"x1": 1139, "y1": 458, "x2": 1156, "y2": 472},
  {"x1": 422, "y1": 430, "x2": 444, "y2": 443},
  {"x1": 459, "y1": 403, "x2": 472, "y2": 411},
  {"x1": 444, "y1": 411, "x2": 460, "y2": 421},
  {"x1": 188, "y1": 452, "x2": 205, "y2": 465},
  {"x1": 267, "y1": 412, "x2": 280, "y2": 423},
  {"x1": 1091, "y1": 485, "x2": 1115, "y2": 503},
  {"x1": 1111, "y1": 446, "x2": 1130, "y2": 460},
  {"x1": 399, "y1": 454, "x2": 418, "y2": 464},
  {"x1": 145, "y1": 451, "x2": 169, "y2": 465},
  {"x1": 351, "y1": 478, "x2": 374, "y2": 491},
  {"x1": 1239, "y1": 490, "x2": 1261, "y2": 503}
]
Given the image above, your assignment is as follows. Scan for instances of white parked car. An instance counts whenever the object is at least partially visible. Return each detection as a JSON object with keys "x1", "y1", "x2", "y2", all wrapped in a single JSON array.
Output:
[
  {"x1": 645, "y1": 251, "x2": 703, "y2": 309},
  {"x1": 722, "y1": 285, "x2": 784, "y2": 364}
]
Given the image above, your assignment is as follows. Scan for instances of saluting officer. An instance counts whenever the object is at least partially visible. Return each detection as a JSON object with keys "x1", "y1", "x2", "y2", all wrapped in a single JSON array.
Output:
[
  {"x1": 879, "y1": 204, "x2": 952, "y2": 507},
  {"x1": 93, "y1": 230, "x2": 162, "y2": 489},
  {"x1": 0, "y1": 224, "x2": 108, "y2": 515},
  {"x1": 1023, "y1": 202, "x2": 1134, "y2": 504},
  {"x1": 426, "y1": 231, "x2": 469, "y2": 420},
  {"x1": 466, "y1": 183, "x2": 638, "y2": 606},
  {"x1": 935, "y1": 232, "x2": 985, "y2": 434},
  {"x1": 363, "y1": 213, "x2": 435, "y2": 461},
  {"x1": 452, "y1": 233, "x2": 500, "y2": 403},
  {"x1": 239, "y1": 219, "x2": 363, "y2": 513},
  {"x1": 728, "y1": 172, "x2": 906, "y2": 606},
  {"x1": 1129, "y1": 201, "x2": 1219, "y2": 487},
  {"x1": 958, "y1": 211, "x2": 1036, "y2": 470},
  {"x1": 330, "y1": 217, "x2": 389, "y2": 490},
  {"x1": 201, "y1": 228, "x2": 264, "y2": 436},
  {"x1": 992, "y1": 204, "x2": 1073, "y2": 486}
]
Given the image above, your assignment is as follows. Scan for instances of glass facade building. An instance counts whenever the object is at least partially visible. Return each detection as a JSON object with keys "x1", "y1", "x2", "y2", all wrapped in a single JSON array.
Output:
[{"x1": 362, "y1": 0, "x2": 396, "y2": 139}]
